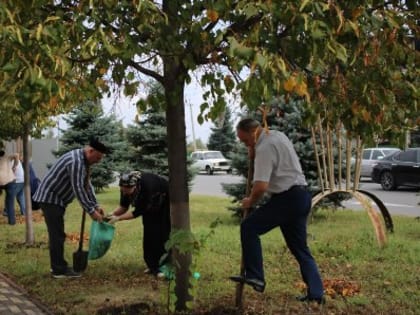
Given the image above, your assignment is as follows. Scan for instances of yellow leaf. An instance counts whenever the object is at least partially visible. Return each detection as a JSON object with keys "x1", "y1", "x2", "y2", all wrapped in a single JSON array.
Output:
[
  {"x1": 335, "y1": 6, "x2": 344, "y2": 34},
  {"x1": 223, "y1": 75, "x2": 233, "y2": 88},
  {"x1": 49, "y1": 96, "x2": 58, "y2": 108},
  {"x1": 36, "y1": 23, "x2": 43, "y2": 40},
  {"x1": 347, "y1": 20, "x2": 360, "y2": 37},
  {"x1": 95, "y1": 78, "x2": 105, "y2": 87},
  {"x1": 58, "y1": 85, "x2": 65, "y2": 99},
  {"x1": 276, "y1": 57, "x2": 287, "y2": 75},
  {"x1": 294, "y1": 81, "x2": 307, "y2": 96},
  {"x1": 283, "y1": 76, "x2": 296, "y2": 92},
  {"x1": 45, "y1": 16, "x2": 61, "y2": 23},
  {"x1": 16, "y1": 27, "x2": 23, "y2": 45},
  {"x1": 299, "y1": 0, "x2": 311, "y2": 12},
  {"x1": 351, "y1": 101, "x2": 359, "y2": 114},
  {"x1": 207, "y1": 9, "x2": 219, "y2": 22},
  {"x1": 352, "y1": 7, "x2": 363, "y2": 20},
  {"x1": 361, "y1": 109, "x2": 371, "y2": 122}
]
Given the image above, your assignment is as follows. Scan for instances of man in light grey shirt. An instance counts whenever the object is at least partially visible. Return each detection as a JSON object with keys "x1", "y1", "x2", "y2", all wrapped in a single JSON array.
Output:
[{"x1": 230, "y1": 118, "x2": 324, "y2": 305}]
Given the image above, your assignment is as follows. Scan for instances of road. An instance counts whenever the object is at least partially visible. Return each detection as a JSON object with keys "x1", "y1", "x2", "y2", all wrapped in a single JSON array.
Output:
[
  {"x1": 190, "y1": 173, "x2": 243, "y2": 197},
  {"x1": 190, "y1": 174, "x2": 420, "y2": 217},
  {"x1": 344, "y1": 180, "x2": 419, "y2": 217}
]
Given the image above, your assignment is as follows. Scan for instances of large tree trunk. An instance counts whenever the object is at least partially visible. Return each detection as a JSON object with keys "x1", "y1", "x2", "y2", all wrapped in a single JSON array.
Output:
[
  {"x1": 165, "y1": 73, "x2": 192, "y2": 311},
  {"x1": 22, "y1": 128, "x2": 35, "y2": 245}
]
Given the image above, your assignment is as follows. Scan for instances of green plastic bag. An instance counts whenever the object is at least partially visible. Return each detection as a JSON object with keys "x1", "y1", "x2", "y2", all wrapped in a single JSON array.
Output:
[{"x1": 88, "y1": 221, "x2": 115, "y2": 260}]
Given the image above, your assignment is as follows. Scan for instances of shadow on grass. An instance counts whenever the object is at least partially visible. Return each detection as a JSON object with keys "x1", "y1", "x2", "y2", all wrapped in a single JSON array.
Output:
[
  {"x1": 96, "y1": 302, "x2": 264, "y2": 315},
  {"x1": 4, "y1": 241, "x2": 48, "y2": 254},
  {"x1": 97, "y1": 302, "x2": 151, "y2": 315}
]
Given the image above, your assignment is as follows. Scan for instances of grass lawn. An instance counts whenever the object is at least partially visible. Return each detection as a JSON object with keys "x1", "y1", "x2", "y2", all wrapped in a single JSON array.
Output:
[{"x1": 0, "y1": 188, "x2": 419, "y2": 314}]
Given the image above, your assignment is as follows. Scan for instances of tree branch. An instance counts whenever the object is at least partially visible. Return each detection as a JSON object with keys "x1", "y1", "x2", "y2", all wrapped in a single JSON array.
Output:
[{"x1": 127, "y1": 59, "x2": 164, "y2": 83}]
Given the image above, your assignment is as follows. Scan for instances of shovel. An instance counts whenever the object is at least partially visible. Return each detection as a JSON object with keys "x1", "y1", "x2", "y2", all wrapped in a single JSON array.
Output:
[
  {"x1": 73, "y1": 208, "x2": 88, "y2": 272},
  {"x1": 235, "y1": 149, "x2": 255, "y2": 309}
]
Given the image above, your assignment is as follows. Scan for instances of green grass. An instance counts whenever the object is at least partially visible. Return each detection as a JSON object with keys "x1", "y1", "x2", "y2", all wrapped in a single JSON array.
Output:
[{"x1": 1, "y1": 189, "x2": 419, "y2": 314}]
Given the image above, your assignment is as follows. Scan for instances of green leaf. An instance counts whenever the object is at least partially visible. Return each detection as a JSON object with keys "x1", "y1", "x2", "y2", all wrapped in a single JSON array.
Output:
[
  {"x1": 127, "y1": 72, "x2": 135, "y2": 81},
  {"x1": 243, "y1": 3, "x2": 259, "y2": 19},
  {"x1": 235, "y1": 46, "x2": 254, "y2": 59},
  {"x1": 334, "y1": 42, "x2": 348, "y2": 63},
  {"x1": 299, "y1": 0, "x2": 311, "y2": 12},
  {"x1": 347, "y1": 20, "x2": 360, "y2": 37},
  {"x1": 311, "y1": 28, "x2": 326, "y2": 39},
  {"x1": 255, "y1": 53, "x2": 267, "y2": 68},
  {"x1": 2, "y1": 63, "x2": 17, "y2": 72}
]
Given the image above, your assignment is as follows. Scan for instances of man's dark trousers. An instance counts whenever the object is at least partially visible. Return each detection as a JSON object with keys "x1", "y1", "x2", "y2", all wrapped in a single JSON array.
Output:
[
  {"x1": 41, "y1": 203, "x2": 68, "y2": 274},
  {"x1": 240, "y1": 185, "x2": 324, "y2": 299}
]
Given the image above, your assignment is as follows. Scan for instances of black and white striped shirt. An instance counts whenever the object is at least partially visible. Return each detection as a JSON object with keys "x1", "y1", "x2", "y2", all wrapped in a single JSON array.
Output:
[{"x1": 33, "y1": 149, "x2": 98, "y2": 214}]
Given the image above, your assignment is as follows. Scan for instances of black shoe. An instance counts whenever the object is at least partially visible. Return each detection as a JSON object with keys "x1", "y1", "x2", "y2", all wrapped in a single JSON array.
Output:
[
  {"x1": 51, "y1": 267, "x2": 82, "y2": 279},
  {"x1": 296, "y1": 295, "x2": 326, "y2": 305},
  {"x1": 229, "y1": 275, "x2": 265, "y2": 293}
]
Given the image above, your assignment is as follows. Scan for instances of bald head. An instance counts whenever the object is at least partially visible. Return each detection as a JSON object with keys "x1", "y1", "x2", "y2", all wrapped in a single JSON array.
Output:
[
  {"x1": 236, "y1": 118, "x2": 260, "y2": 132},
  {"x1": 236, "y1": 118, "x2": 262, "y2": 148}
]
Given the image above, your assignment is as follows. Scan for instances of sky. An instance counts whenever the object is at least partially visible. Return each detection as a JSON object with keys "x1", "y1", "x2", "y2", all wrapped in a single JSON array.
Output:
[
  {"x1": 56, "y1": 71, "x2": 242, "y2": 145},
  {"x1": 101, "y1": 76, "x2": 241, "y2": 145},
  {"x1": 102, "y1": 84, "x2": 213, "y2": 144},
  {"x1": 57, "y1": 87, "x2": 215, "y2": 145}
]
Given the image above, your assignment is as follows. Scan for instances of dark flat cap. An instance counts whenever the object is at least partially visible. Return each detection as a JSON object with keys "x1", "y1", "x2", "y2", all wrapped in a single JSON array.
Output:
[{"x1": 89, "y1": 138, "x2": 112, "y2": 154}]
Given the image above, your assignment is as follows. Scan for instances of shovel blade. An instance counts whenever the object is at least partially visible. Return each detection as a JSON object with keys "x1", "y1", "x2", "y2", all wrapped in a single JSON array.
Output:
[{"x1": 73, "y1": 250, "x2": 89, "y2": 272}]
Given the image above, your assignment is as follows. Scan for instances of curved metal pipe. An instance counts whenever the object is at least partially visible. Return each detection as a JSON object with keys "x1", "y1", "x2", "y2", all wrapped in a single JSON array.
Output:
[{"x1": 311, "y1": 189, "x2": 393, "y2": 247}]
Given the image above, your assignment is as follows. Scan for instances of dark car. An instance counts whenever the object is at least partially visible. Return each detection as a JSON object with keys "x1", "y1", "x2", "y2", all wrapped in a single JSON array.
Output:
[{"x1": 371, "y1": 148, "x2": 420, "y2": 191}]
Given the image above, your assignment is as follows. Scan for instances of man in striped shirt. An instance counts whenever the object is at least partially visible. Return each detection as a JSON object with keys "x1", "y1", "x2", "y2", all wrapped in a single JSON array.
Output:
[{"x1": 33, "y1": 138, "x2": 111, "y2": 278}]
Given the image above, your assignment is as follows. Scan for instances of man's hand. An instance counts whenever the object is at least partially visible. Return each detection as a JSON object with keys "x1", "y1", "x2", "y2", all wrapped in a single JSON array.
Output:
[
  {"x1": 242, "y1": 181, "x2": 268, "y2": 209},
  {"x1": 90, "y1": 210, "x2": 103, "y2": 222},
  {"x1": 103, "y1": 213, "x2": 114, "y2": 222},
  {"x1": 96, "y1": 206, "x2": 105, "y2": 216},
  {"x1": 241, "y1": 197, "x2": 252, "y2": 209},
  {"x1": 108, "y1": 215, "x2": 120, "y2": 225}
]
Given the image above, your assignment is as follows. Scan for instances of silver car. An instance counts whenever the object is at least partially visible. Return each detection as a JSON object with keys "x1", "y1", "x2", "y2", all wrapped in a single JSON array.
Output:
[{"x1": 360, "y1": 147, "x2": 401, "y2": 177}]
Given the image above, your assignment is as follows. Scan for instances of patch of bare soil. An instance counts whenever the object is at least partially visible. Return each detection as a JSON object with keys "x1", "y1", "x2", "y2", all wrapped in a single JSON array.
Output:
[
  {"x1": 0, "y1": 211, "x2": 45, "y2": 224},
  {"x1": 96, "y1": 303, "x2": 272, "y2": 315},
  {"x1": 4, "y1": 241, "x2": 48, "y2": 254},
  {"x1": 96, "y1": 302, "x2": 152, "y2": 315}
]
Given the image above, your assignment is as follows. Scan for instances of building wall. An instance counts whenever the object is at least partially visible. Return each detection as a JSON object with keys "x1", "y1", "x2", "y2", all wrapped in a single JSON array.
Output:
[
  {"x1": 31, "y1": 138, "x2": 59, "y2": 179},
  {"x1": 2, "y1": 138, "x2": 58, "y2": 179}
]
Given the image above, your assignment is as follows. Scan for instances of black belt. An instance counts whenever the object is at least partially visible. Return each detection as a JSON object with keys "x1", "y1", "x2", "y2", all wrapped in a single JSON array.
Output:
[
  {"x1": 271, "y1": 185, "x2": 308, "y2": 196},
  {"x1": 289, "y1": 185, "x2": 308, "y2": 191}
]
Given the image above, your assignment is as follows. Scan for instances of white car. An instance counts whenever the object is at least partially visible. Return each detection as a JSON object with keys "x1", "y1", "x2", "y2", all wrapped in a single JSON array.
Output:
[{"x1": 191, "y1": 150, "x2": 232, "y2": 175}]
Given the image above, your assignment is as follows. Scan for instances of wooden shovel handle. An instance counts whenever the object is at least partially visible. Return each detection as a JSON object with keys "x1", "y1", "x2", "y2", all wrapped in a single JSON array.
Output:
[
  {"x1": 235, "y1": 153, "x2": 254, "y2": 309},
  {"x1": 78, "y1": 209, "x2": 86, "y2": 251}
]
